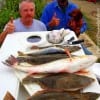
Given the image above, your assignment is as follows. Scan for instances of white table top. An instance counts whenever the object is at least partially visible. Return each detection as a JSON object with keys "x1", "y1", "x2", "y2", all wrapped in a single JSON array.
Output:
[
  {"x1": 0, "y1": 30, "x2": 100, "y2": 99},
  {"x1": 0, "y1": 61, "x2": 19, "y2": 100},
  {"x1": 90, "y1": 63, "x2": 100, "y2": 81},
  {"x1": 0, "y1": 32, "x2": 26, "y2": 100}
]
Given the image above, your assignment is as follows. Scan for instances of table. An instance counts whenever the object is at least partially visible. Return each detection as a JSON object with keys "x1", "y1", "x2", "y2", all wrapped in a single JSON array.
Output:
[
  {"x1": 90, "y1": 63, "x2": 100, "y2": 82},
  {"x1": 0, "y1": 30, "x2": 100, "y2": 99},
  {"x1": 0, "y1": 52, "x2": 19, "y2": 100}
]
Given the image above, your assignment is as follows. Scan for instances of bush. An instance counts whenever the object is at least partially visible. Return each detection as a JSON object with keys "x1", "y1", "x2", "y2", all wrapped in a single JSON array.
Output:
[
  {"x1": 34, "y1": 0, "x2": 48, "y2": 19},
  {"x1": 0, "y1": 0, "x2": 20, "y2": 32}
]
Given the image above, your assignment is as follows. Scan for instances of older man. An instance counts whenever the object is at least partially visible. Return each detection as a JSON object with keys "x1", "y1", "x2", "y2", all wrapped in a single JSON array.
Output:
[
  {"x1": 0, "y1": 0, "x2": 47, "y2": 44},
  {"x1": 40, "y1": 0, "x2": 87, "y2": 33}
]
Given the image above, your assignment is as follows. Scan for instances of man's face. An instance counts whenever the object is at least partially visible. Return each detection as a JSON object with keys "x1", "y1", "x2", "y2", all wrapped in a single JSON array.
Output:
[
  {"x1": 19, "y1": 2, "x2": 35, "y2": 22},
  {"x1": 57, "y1": 0, "x2": 68, "y2": 9}
]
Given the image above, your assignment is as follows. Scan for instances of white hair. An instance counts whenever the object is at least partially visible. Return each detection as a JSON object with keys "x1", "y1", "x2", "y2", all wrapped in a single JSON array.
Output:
[{"x1": 19, "y1": 0, "x2": 35, "y2": 10}]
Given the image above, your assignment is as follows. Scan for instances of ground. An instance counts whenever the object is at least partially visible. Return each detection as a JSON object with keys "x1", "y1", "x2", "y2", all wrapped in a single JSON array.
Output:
[{"x1": 71, "y1": 0, "x2": 100, "y2": 62}]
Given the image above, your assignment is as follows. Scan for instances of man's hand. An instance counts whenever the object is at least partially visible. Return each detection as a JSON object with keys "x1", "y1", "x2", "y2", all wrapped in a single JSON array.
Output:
[
  {"x1": 5, "y1": 17, "x2": 15, "y2": 34},
  {"x1": 0, "y1": 17, "x2": 15, "y2": 44},
  {"x1": 48, "y1": 13, "x2": 60, "y2": 27}
]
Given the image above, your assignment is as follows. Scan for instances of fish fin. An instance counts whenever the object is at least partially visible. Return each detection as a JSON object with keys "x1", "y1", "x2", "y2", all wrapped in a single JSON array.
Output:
[
  {"x1": 75, "y1": 69, "x2": 89, "y2": 75},
  {"x1": 30, "y1": 45, "x2": 39, "y2": 50},
  {"x1": 64, "y1": 48, "x2": 73, "y2": 61},
  {"x1": 17, "y1": 51, "x2": 27, "y2": 56},
  {"x1": 2, "y1": 61, "x2": 12, "y2": 67},
  {"x1": 26, "y1": 71, "x2": 36, "y2": 77}
]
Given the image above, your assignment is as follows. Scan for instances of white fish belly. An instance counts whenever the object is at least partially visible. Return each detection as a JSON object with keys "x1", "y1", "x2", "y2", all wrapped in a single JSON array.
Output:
[{"x1": 14, "y1": 55, "x2": 97, "y2": 74}]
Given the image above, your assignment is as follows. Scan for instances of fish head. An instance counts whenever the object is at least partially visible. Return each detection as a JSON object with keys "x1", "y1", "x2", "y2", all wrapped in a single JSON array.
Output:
[
  {"x1": 68, "y1": 55, "x2": 97, "y2": 73},
  {"x1": 78, "y1": 55, "x2": 97, "y2": 68},
  {"x1": 88, "y1": 55, "x2": 97, "y2": 64}
]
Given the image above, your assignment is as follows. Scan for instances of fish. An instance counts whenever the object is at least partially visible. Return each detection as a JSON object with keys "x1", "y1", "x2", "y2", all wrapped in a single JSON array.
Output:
[
  {"x1": 28, "y1": 90, "x2": 100, "y2": 100},
  {"x1": 15, "y1": 54, "x2": 71, "y2": 65},
  {"x1": 29, "y1": 45, "x2": 81, "y2": 55},
  {"x1": 22, "y1": 73, "x2": 94, "y2": 91},
  {"x1": 3, "y1": 55, "x2": 97, "y2": 74}
]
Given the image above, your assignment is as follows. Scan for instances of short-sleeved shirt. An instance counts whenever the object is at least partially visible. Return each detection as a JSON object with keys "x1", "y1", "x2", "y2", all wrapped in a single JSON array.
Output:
[{"x1": 11, "y1": 18, "x2": 47, "y2": 32}]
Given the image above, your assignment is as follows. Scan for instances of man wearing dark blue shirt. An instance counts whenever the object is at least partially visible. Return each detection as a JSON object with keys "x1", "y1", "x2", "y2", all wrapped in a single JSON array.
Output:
[{"x1": 40, "y1": 0, "x2": 87, "y2": 34}]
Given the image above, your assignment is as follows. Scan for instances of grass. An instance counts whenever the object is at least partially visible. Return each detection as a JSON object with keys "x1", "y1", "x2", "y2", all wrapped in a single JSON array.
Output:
[
  {"x1": 84, "y1": 14, "x2": 97, "y2": 44},
  {"x1": 84, "y1": 13, "x2": 100, "y2": 62},
  {"x1": 84, "y1": 13, "x2": 100, "y2": 48}
]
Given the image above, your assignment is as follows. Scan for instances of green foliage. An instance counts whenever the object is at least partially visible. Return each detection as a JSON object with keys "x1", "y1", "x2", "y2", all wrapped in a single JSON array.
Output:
[
  {"x1": 0, "y1": 0, "x2": 20, "y2": 32},
  {"x1": 0, "y1": 0, "x2": 48, "y2": 33},
  {"x1": 83, "y1": 13, "x2": 97, "y2": 44},
  {"x1": 34, "y1": 0, "x2": 47, "y2": 19}
]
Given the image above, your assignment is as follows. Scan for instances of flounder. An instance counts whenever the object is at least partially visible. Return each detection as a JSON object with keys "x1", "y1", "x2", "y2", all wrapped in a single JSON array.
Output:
[
  {"x1": 22, "y1": 73, "x2": 94, "y2": 91},
  {"x1": 28, "y1": 90, "x2": 100, "y2": 100}
]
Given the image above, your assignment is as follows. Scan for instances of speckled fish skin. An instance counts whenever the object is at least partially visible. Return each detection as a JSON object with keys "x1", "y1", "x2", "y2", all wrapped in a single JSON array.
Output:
[
  {"x1": 16, "y1": 54, "x2": 71, "y2": 65},
  {"x1": 28, "y1": 91, "x2": 75, "y2": 100},
  {"x1": 22, "y1": 73, "x2": 94, "y2": 91},
  {"x1": 28, "y1": 90, "x2": 100, "y2": 100},
  {"x1": 4, "y1": 55, "x2": 97, "y2": 74}
]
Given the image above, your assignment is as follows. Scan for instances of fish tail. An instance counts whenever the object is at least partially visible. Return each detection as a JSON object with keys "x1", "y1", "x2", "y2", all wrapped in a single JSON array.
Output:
[{"x1": 3, "y1": 55, "x2": 18, "y2": 67}]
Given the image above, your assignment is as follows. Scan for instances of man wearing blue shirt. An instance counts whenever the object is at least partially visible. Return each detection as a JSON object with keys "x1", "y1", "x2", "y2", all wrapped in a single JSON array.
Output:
[
  {"x1": 41, "y1": 0, "x2": 92, "y2": 55},
  {"x1": 40, "y1": 0, "x2": 87, "y2": 34}
]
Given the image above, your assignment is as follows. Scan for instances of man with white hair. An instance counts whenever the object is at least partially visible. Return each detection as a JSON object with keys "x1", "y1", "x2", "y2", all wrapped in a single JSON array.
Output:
[{"x1": 0, "y1": 0, "x2": 47, "y2": 44}]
